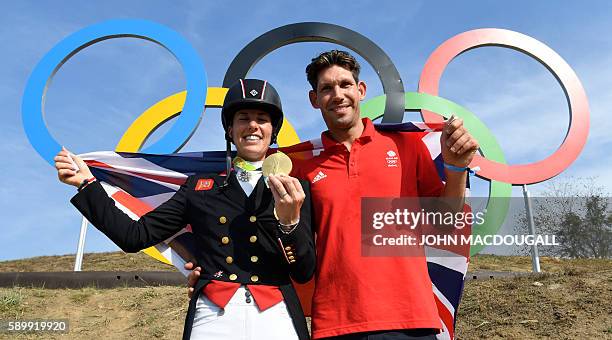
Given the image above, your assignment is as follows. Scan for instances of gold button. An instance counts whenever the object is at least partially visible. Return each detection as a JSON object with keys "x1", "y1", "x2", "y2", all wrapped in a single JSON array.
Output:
[
  {"x1": 286, "y1": 251, "x2": 294, "y2": 256},
  {"x1": 249, "y1": 216, "x2": 257, "y2": 223},
  {"x1": 250, "y1": 256, "x2": 258, "y2": 263},
  {"x1": 289, "y1": 260, "x2": 296, "y2": 264},
  {"x1": 225, "y1": 256, "x2": 233, "y2": 264},
  {"x1": 249, "y1": 235, "x2": 257, "y2": 243},
  {"x1": 288, "y1": 256, "x2": 295, "y2": 260},
  {"x1": 250, "y1": 275, "x2": 259, "y2": 282},
  {"x1": 284, "y1": 246, "x2": 292, "y2": 251},
  {"x1": 219, "y1": 216, "x2": 227, "y2": 224},
  {"x1": 229, "y1": 274, "x2": 237, "y2": 281},
  {"x1": 221, "y1": 236, "x2": 230, "y2": 244}
]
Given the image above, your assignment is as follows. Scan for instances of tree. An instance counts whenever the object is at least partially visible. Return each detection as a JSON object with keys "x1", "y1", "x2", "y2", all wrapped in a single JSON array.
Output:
[{"x1": 514, "y1": 177, "x2": 611, "y2": 258}]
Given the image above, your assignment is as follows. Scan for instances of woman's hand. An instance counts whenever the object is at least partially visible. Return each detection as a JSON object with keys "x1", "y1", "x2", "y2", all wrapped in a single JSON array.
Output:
[
  {"x1": 268, "y1": 175, "x2": 305, "y2": 226},
  {"x1": 54, "y1": 147, "x2": 94, "y2": 187}
]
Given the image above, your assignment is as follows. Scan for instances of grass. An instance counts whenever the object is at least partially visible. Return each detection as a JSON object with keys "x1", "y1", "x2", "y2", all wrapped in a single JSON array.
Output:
[
  {"x1": 0, "y1": 252, "x2": 610, "y2": 339},
  {"x1": 457, "y1": 267, "x2": 611, "y2": 339},
  {"x1": 66, "y1": 287, "x2": 98, "y2": 305},
  {"x1": 0, "y1": 289, "x2": 24, "y2": 318}
]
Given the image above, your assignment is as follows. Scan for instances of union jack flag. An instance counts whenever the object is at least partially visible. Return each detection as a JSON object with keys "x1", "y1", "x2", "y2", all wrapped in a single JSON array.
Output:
[{"x1": 79, "y1": 122, "x2": 470, "y2": 340}]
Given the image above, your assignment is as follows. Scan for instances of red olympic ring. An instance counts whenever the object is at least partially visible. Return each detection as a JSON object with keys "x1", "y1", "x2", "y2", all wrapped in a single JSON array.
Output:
[{"x1": 418, "y1": 28, "x2": 590, "y2": 185}]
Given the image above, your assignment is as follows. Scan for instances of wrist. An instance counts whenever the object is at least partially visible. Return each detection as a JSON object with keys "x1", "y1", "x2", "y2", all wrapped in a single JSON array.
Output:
[
  {"x1": 279, "y1": 217, "x2": 299, "y2": 226},
  {"x1": 443, "y1": 163, "x2": 479, "y2": 176},
  {"x1": 77, "y1": 177, "x2": 96, "y2": 191},
  {"x1": 278, "y1": 218, "x2": 299, "y2": 234},
  {"x1": 443, "y1": 162, "x2": 468, "y2": 172}
]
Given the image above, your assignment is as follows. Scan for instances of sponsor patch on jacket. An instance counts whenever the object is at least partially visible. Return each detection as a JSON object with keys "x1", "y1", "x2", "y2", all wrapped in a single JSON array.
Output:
[{"x1": 195, "y1": 178, "x2": 214, "y2": 191}]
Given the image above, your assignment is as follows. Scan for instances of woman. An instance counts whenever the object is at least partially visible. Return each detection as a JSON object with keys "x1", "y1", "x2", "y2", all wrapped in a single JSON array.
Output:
[{"x1": 54, "y1": 79, "x2": 315, "y2": 340}]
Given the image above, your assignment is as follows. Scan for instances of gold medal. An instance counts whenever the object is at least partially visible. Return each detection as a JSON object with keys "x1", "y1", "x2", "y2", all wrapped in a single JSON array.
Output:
[{"x1": 263, "y1": 152, "x2": 292, "y2": 177}]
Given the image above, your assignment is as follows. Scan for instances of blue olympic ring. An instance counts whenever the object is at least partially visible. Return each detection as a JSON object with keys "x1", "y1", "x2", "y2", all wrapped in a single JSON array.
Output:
[{"x1": 21, "y1": 19, "x2": 208, "y2": 165}]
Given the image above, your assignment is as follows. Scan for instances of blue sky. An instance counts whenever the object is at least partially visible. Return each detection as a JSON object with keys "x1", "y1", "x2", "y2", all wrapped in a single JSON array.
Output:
[{"x1": 2, "y1": 1, "x2": 611, "y2": 260}]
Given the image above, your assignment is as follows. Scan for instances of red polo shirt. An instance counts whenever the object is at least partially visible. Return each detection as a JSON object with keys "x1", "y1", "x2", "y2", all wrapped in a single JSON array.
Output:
[{"x1": 293, "y1": 118, "x2": 444, "y2": 338}]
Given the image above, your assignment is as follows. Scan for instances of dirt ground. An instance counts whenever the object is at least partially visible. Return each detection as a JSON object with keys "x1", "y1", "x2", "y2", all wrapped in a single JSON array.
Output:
[
  {"x1": 0, "y1": 253, "x2": 610, "y2": 339},
  {"x1": 0, "y1": 286, "x2": 187, "y2": 339}
]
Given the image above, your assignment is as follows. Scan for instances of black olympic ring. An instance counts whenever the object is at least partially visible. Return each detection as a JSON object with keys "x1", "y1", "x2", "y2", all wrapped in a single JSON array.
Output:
[{"x1": 223, "y1": 22, "x2": 405, "y2": 123}]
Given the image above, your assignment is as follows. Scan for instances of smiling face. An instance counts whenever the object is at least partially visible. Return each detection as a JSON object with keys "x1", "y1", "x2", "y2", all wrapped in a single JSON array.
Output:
[
  {"x1": 228, "y1": 109, "x2": 272, "y2": 162},
  {"x1": 309, "y1": 65, "x2": 367, "y2": 134}
]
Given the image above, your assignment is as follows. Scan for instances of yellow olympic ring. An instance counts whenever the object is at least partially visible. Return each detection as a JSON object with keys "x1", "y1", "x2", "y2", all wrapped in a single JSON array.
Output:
[{"x1": 116, "y1": 87, "x2": 301, "y2": 264}]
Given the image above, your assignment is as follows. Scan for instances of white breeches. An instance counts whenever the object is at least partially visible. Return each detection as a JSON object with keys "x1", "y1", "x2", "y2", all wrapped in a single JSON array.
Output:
[{"x1": 190, "y1": 286, "x2": 299, "y2": 340}]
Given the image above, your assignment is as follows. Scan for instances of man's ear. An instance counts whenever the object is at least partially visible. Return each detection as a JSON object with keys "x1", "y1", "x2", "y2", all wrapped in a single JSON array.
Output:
[
  {"x1": 358, "y1": 81, "x2": 367, "y2": 100},
  {"x1": 309, "y1": 90, "x2": 320, "y2": 109}
]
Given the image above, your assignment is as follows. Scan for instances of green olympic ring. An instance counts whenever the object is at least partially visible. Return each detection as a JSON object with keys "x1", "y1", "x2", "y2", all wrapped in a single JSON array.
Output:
[{"x1": 360, "y1": 92, "x2": 512, "y2": 255}]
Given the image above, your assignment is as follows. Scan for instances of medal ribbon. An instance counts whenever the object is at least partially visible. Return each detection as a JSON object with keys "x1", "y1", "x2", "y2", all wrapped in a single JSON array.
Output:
[{"x1": 233, "y1": 157, "x2": 261, "y2": 171}]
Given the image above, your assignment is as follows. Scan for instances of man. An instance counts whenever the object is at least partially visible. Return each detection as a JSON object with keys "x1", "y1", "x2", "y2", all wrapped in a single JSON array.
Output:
[{"x1": 188, "y1": 50, "x2": 478, "y2": 339}]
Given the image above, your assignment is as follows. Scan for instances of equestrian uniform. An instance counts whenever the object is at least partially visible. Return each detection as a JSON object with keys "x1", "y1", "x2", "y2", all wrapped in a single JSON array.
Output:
[{"x1": 71, "y1": 169, "x2": 315, "y2": 340}]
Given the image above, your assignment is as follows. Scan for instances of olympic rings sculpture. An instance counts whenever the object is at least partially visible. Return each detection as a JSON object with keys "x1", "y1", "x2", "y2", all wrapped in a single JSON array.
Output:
[{"x1": 22, "y1": 20, "x2": 590, "y2": 256}]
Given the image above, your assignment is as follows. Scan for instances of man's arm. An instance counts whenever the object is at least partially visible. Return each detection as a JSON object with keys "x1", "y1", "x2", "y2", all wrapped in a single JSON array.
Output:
[{"x1": 440, "y1": 116, "x2": 479, "y2": 211}]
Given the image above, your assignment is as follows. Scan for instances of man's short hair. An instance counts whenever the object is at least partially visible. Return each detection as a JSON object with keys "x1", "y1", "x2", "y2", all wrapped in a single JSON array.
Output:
[{"x1": 305, "y1": 50, "x2": 361, "y2": 90}]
